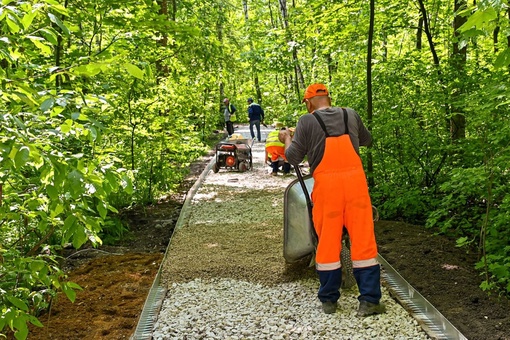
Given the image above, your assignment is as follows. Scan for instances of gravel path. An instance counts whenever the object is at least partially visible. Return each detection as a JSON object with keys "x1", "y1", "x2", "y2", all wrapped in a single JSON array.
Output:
[{"x1": 154, "y1": 126, "x2": 430, "y2": 339}]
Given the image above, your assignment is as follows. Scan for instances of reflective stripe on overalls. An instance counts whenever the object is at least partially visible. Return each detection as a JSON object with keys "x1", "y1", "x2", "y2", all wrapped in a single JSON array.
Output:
[{"x1": 311, "y1": 109, "x2": 378, "y2": 271}]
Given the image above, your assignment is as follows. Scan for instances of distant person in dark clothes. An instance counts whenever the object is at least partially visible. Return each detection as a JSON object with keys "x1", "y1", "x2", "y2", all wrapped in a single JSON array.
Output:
[
  {"x1": 223, "y1": 98, "x2": 236, "y2": 137},
  {"x1": 247, "y1": 98, "x2": 264, "y2": 141}
]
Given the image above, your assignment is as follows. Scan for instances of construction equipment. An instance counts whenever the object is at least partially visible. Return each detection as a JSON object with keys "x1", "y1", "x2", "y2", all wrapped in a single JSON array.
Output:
[{"x1": 212, "y1": 135, "x2": 253, "y2": 173}]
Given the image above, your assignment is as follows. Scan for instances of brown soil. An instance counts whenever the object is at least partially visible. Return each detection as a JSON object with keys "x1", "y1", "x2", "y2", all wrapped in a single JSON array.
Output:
[{"x1": 23, "y1": 150, "x2": 510, "y2": 340}]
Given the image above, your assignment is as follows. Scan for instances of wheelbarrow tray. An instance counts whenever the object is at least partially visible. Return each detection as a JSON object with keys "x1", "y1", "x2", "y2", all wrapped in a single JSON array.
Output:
[
  {"x1": 283, "y1": 175, "x2": 315, "y2": 263},
  {"x1": 283, "y1": 175, "x2": 379, "y2": 264}
]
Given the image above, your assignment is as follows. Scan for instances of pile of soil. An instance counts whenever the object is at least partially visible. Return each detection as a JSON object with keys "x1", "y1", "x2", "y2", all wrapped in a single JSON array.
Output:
[{"x1": 24, "y1": 149, "x2": 510, "y2": 340}]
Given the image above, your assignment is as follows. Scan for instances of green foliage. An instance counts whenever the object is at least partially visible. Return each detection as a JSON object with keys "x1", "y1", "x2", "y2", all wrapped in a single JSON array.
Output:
[
  {"x1": 0, "y1": 248, "x2": 81, "y2": 340},
  {"x1": 477, "y1": 251, "x2": 510, "y2": 295},
  {"x1": 3, "y1": 1, "x2": 510, "y2": 338},
  {"x1": 426, "y1": 167, "x2": 488, "y2": 235}
]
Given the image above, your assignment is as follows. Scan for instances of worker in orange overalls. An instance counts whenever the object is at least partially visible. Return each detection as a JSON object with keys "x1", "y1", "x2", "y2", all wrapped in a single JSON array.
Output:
[
  {"x1": 265, "y1": 122, "x2": 291, "y2": 176},
  {"x1": 279, "y1": 83, "x2": 385, "y2": 317}
]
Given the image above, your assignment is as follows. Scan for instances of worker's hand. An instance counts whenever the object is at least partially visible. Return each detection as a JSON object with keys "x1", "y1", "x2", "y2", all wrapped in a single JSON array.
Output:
[{"x1": 278, "y1": 128, "x2": 291, "y2": 143}]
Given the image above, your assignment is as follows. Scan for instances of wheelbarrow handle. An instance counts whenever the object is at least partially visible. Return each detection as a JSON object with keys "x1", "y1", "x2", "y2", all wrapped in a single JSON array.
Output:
[{"x1": 293, "y1": 164, "x2": 318, "y2": 247}]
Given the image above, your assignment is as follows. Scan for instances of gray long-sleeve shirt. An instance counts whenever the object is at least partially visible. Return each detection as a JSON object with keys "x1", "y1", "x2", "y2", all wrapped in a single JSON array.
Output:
[{"x1": 285, "y1": 107, "x2": 372, "y2": 173}]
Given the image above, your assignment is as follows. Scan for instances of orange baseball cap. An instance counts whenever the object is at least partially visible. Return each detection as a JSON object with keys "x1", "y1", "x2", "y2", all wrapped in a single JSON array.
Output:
[{"x1": 302, "y1": 83, "x2": 329, "y2": 102}]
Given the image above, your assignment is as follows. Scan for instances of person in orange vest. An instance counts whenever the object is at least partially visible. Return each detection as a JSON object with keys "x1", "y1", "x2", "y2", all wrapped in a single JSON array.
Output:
[
  {"x1": 278, "y1": 83, "x2": 385, "y2": 317},
  {"x1": 264, "y1": 122, "x2": 291, "y2": 176}
]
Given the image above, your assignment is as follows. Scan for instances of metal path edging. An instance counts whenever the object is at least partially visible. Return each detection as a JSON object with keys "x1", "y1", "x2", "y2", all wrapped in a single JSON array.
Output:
[
  {"x1": 130, "y1": 155, "x2": 216, "y2": 340},
  {"x1": 378, "y1": 254, "x2": 468, "y2": 340},
  {"x1": 130, "y1": 145, "x2": 467, "y2": 340}
]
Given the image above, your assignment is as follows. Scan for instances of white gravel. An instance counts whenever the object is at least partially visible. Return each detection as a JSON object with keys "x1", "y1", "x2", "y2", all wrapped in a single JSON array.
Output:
[
  {"x1": 153, "y1": 126, "x2": 431, "y2": 339},
  {"x1": 153, "y1": 278, "x2": 428, "y2": 340}
]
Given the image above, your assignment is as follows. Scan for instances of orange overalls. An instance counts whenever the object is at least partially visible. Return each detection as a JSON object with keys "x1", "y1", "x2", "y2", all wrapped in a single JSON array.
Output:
[{"x1": 311, "y1": 109, "x2": 381, "y2": 304}]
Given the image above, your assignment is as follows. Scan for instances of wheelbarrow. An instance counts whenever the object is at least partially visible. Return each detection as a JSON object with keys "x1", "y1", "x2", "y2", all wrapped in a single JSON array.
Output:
[{"x1": 283, "y1": 169, "x2": 379, "y2": 289}]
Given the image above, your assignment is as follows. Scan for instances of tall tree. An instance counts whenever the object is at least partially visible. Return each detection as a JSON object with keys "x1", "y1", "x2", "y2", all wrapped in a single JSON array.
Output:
[
  {"x1": 278, "y1": 0, "x2": 304, "y2": 99},
  {"x1": 366, "y1": 0, "x2": 375, "y2": 186},
  {"x1": 243, "y1": 0, "x2": 262, "y2": 104},
  {"x1": 450, "y1": 0, "x2": 467, "y2": 140}
]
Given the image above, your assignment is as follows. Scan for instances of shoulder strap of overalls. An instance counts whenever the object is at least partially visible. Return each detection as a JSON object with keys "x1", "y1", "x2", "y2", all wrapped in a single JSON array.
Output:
[{"x1": 312, "y1": 108, "x2": 349, "y2": 137}]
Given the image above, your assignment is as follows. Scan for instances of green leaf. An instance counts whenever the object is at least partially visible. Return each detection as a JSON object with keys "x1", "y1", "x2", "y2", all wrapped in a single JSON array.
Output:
[
  {"x1": 6, "y1": 16, "x2": 20, "y2": 33},
  {"x1": 13, "y1": 317, "x2": 29, "y2": 340},
  {"x1": 27, "y1": 315, "x2": 44, "y2": 328},
  {"x1": 60, "y1": 120, "x2": 72, "y2": 133},
  {"x1": 67, "y1": 281, "x2": 83, "y2": 290},
  {"x1": 47, "y1": 185, "x2": 59, "y2": 200},
  {"x1": 494, "y1": 49, "x2": 510, "y2": 69},
  {"x1": 61, "y1": 282, "x2": 77, "y2": 302},
  {"x1": 40, "y1": 98, "x2": 54, "y2": 112},
  {"x1": 28, "y1": 36, "x2": 52, "y2": 56},
  {"x1": 89, "y1": 126, "x2": 98, "y2": 142},
  {"x1": 7, "y1": 296, "x2": 29, "y2": 311},
  {"x1": 124, "y1": 63, "x2": 145, "y2": 80},
  {"x1": 97, "y1": 201, "x2": 107, "y2": 219},
  {"x1": 29, "y1": 260, "x2": 46, "y2": 271},
  {"x1": 71, "y1": 63, "x2": 102, "y2": 77},
  {"x1": 71, "y1": 226, "x2": 87, "y2": 249},
  {"x1": 47, "y1": 13, "x2": 70, "y2": 36},
  {"x1": 14, "y1": 146, "x2": 30, "y2": 169},
  {"x1": 39, "y1": 27, "x2": 59, "y2": 45},
  {"x1": 43, "y1": 0, "x2": 69, "y2": 15},
  {"x1": 64, "y1": 215, "x2": 77, "y2": 230},
  {"x1": 52, "y1": 203, "x2": 64, "y2": 217},
  {"x1": 21, "y1": 11, "x2": 37, "y2": 31},
  {"x1": 121, "y1": 174, "x2": 134, "y2": 194},
  {"x1": 458, "y1": 8, "x2": 497, "y2": 33}
]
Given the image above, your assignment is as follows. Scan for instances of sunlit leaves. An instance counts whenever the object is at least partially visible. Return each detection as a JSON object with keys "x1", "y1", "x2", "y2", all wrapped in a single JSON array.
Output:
[
  {"x1": 458, "y1": 7, "x2": 497, "y2": 32},
  {"x1": 14, "y1": 146, "x2": 30, "y2": 169},
  {"x1": 38, "y1": 27, "x2": 58, "y2": 45},
  {"x1": 47, "y1": 13, "x2": 70, "y2": 36},
  {"x1": 494, "y1": 49, "x2": 510, "y2": 68},
  {"x1": 124, "y1": 63, "x2": 145, "y2": 80}
]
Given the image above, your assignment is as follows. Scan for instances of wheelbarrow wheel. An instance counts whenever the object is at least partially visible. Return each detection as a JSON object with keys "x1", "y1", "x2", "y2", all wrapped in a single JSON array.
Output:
[{"x1": 212, "y1": 162, "x2": 220, "y2": 173}]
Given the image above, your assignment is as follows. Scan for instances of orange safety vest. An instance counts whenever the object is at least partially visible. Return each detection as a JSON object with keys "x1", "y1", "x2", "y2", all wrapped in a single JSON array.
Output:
[{"x1": 311, "y1": 109, "x2": 378, "y2": 271}]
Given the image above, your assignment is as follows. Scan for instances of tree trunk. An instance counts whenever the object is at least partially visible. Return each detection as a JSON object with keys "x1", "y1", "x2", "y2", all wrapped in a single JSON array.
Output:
[
  {"x1": 417, "y1": 16, "x2": 423, "y2": 50},
  {"x1": 54, "y1": 0, "x2": 69, "y2": 88},
  {"x1": 156, "y1": 0, "x2": 169, "y2": 76},
  {"x1": 450, "y1": 0, "x2": 467, "y2": 141},
  {"x1": 171, "y1": 0, "x2": 176, "y2": 21},
  {"x1": 417, "y1": 0, "x2": 440, "y2": 67},
  {"x1": 417, "y1": 0, "x2": 451, "y2": 132},
  {"x1": 243, "y1": 0, "x2": 263, "y2": 105},
  {"x1": 366, "y1": 0, "x2": 375, "y2": 186},
  {"x1": 278, "y1": 0, "x2": 304, "y2": 99},
  {"x1": 507, "y1": 3, "x2": 510, "y2": 48}
]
